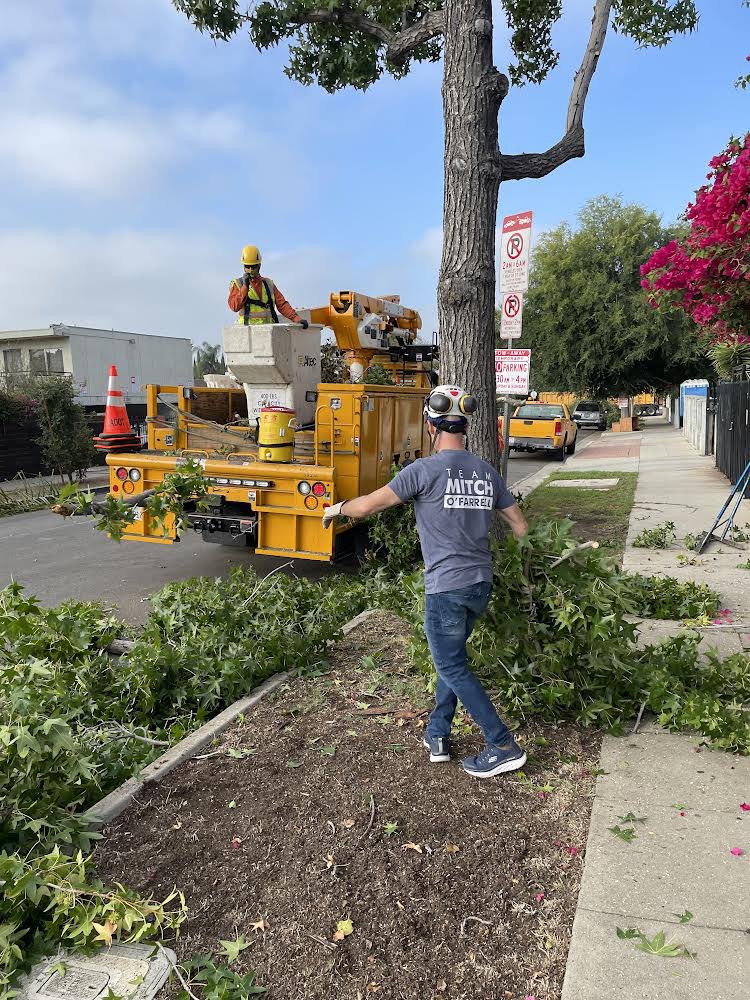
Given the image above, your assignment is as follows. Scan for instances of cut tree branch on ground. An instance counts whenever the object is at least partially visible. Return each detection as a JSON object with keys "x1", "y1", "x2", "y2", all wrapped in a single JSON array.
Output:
[
  {"x1": 105, "y1": 720, "x2": 170, "y2": 747},
  {"x1": 549, "y1": 541, "x2": 600, "y2": 568}
]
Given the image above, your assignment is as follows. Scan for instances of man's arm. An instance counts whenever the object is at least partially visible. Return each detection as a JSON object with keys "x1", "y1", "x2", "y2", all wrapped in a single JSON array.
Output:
[
  {"x1": 497, "y1": 502, "x2": 528, "y2": 539},
  {"x1": 228, "y1": 279, "x2": 247, "y2": 313},
  {"x1": 322, "y1": 485, "x2": 402, "y2": 527}
]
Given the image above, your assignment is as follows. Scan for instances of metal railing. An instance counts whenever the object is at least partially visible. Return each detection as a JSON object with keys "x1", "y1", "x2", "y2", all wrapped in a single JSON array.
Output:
[
  {"x1": 0, "y1": 370, "x2": 73, "y2": 390},
  {"x1": 716, "y1": 380, "x2": 750, "y2": 482}
]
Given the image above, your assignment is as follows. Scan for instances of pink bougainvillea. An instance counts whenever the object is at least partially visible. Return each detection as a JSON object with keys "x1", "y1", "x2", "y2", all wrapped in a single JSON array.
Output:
[{"x1": 641, "y1": 133, "x2": 750, "y2": 346}]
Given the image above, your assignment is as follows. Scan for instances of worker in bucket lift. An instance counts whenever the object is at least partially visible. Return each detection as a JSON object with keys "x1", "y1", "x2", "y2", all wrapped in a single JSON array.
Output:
[
  {"x1": 228, "y1": 245, "x2": 309, "y2": 328},
  {"x1": 323, "y1": 385, "x2": 529, "y2": 779}
]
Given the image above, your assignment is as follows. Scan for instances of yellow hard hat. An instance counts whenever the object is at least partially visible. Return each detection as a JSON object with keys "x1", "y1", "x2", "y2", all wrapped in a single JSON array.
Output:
[{"x1": 241, "y1": 245, "x2": 262, "y2": 267}]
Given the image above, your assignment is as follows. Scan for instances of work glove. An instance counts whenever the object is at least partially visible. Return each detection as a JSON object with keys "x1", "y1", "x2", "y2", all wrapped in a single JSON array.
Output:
[
  {"x1": 322, "y1": 500, "x2": 346, "y2": 529},
  {"x1": 299, "y1": 319, "x2": 309, "y2": 329}
]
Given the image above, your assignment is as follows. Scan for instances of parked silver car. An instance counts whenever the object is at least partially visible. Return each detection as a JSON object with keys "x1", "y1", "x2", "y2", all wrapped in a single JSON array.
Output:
[{"x1": 572, "y1": 401, "x2": 607, "y2": 430}]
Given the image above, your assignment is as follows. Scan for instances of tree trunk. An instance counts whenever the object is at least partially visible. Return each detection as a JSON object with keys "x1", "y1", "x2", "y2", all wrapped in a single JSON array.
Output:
[{"x1": 438, "y1": 0, "x2": 504, "y2": 469}]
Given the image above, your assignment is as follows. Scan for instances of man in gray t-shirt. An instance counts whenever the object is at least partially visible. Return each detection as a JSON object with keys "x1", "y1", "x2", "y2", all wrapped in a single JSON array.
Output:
[{"x1": 323, "y1": 384, "x2": 529, "y2": 779}]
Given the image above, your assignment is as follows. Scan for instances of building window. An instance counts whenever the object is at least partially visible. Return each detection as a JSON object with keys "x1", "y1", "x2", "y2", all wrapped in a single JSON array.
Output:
[
  {"x1": 28, "y1": 347, "x2": 65, "y2": 375},
  {"x1": 2, "y1": 348, "x2": 22, "y2": 373},
  {"x1": 47, "y1": 348, "x2": 64, "y2": 373},
  {"x1": 29, "y1": 349, "x2": 47, "y2": 374}
]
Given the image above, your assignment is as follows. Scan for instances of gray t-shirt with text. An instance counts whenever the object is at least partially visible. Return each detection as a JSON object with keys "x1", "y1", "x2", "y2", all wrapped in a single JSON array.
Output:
[{"x1": 389, "y1": 449, "x2": 516, "y2": 594}]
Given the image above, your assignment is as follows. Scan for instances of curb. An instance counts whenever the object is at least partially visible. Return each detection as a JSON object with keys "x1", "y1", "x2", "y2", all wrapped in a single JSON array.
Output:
[
  {"x1": 85, "y1": 609, "x2": 379, "y2": 830},
  {"x1": 510, "y1": 430, "x2": 605, "y2": 498},
  {"x1": 85, "y1": 672, "x2": 290, "y2": 828}
]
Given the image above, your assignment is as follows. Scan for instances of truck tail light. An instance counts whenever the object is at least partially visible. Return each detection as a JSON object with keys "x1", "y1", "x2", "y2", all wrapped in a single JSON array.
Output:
[
  {"x1": 115, "y1": 467, "x2": 128, "y2": 480},
  {"x1": 312, "y1": 482, "x2": 326, "y2": 497},
  {"x1": 554, "y1": 420, "x2": 562, "y2": 436},
  {"x1": 298, "y1": 481, "x2": 312, "y2": 495}
]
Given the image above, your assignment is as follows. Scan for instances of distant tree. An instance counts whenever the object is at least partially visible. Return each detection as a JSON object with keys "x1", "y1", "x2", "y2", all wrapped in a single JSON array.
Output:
[
  {"x1": 642, "y1": 133, "x2": 750, "y2": 379},
  {"x1": 321, "y1": 343, "x2": 348, "y2": 383},
  {"x1": 174, "y1": 0, "x2": 706, "y2": 468},
  {"x1": 20, "y1": 377, "x2": 95, "y2": 483},
  {"x1": 519, "y1": 196, "x2": 710, "y2": 397},
  {"x1": 193, "y1": 342, "x2": 226, "y2": 382}
]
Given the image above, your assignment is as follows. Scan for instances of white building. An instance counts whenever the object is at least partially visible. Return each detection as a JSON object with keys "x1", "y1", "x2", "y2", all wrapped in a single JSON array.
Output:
[{"x1": 0, "y1": 324, "x2": 193, "y2": 406}]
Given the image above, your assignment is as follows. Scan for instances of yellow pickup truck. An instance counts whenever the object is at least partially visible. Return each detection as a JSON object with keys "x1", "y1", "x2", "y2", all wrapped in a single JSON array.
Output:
[{"x1": 499, "y1": 402, "x2": 578, "y2": 461}]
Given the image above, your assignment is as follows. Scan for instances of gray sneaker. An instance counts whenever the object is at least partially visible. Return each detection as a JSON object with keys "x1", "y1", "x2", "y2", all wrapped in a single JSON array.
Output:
[
  {"x1": 462, "y1": 739, "x2": 527, "y2": 778},
  {"x1": 422, "y1": 735, "x2": 451, "y2": 763}
]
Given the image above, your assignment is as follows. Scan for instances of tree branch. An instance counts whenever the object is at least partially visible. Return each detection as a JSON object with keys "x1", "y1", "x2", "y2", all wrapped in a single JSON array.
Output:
[
  {"x1": 500, "y1": 0, "x2": 612, "y2": 182},
  {"x1": 566, "y1": 0, "x2": 612, "y2": 132},
  {"x1": 388, "y1": 10, "x2": 444, "y2": 64},
  {"x1": 500, "y1": 125, "x2": 585, "y2": 180},
  {"x1": 290, "y1": 8, "x2": 444, "y2": 65},
  {"x1": 295, "y1": 8, "x2": 394, "y2": 46}
]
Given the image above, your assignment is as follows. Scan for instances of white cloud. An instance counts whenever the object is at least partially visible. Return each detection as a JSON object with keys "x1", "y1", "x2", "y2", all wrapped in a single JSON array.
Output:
[
  {"x1": 0, "y1": 0, "x2": 196, "y2": 66},
  {"x1": 0, "y1": 3, "x2": 305, "y2": 201},
  {"x1": 410, "y1": 226, "x2": 443, "y2": 269},
  {"x1": 0, "y1": 112, "x2": 170, "y2": 197},
  {"x1": 0, "y1": 228, "x2": 345, "y2": 345}
]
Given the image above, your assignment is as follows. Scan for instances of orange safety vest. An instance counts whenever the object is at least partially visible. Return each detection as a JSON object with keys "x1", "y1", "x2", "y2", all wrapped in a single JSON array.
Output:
[{"x1": 233, "y1": 276, "x2": 279, "y2": 325}]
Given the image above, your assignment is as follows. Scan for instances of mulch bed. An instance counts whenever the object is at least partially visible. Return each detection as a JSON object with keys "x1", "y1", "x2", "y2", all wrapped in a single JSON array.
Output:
[{"x1": 95, "y1": 612, "x2": 601, "y2": 1000}]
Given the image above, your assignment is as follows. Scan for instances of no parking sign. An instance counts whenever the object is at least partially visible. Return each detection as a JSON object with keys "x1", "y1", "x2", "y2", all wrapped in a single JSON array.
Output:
[
  {"x1": 500, "y1": 292, "x2": 524, "y2": 339},
  {"x1": 499, "y1": 211, "x2": 533, "y2": 293}
]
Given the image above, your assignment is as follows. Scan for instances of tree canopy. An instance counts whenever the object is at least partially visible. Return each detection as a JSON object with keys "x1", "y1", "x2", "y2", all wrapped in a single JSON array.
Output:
[
  {"x1": 518, "y1": 196, "x2": 710, "y2": 397},
  {"x1": 174, "y1": 1, "x2": 700, "y2": 96},
  {"x1": 193, "y1": 342, "x2": 227, "y2": 382},
  {"x1": 174, "y1": 0, "x2": 714, "y2": 466}
]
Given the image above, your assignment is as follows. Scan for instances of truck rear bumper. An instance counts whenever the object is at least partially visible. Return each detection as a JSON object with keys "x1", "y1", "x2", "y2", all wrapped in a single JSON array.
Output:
[{"x1": 509, "y1": 436, "x2": 558, "y2": 451}]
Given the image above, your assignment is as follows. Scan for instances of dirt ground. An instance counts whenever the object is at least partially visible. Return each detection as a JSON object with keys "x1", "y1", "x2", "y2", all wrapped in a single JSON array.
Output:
[{"x1": 95, "y1": 612, "x2": 601, "y2": 1000}]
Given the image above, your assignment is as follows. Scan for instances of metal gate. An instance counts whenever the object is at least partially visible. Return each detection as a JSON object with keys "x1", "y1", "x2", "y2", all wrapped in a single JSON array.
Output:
[{"x1": 716, "y1": 381, "x2": 750, "y2": 483}]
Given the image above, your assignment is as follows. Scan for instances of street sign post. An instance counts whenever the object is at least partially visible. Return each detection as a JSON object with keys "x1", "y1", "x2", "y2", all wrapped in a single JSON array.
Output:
[
  {"x1": 500, "y1": 292, "x2": 524, "y2": 340},
  {"x1": 498, "y1": 211, "x2": 533, "y2": 479},
  {"x1": 499, "y1": 212, "x2": 533, "y2": 293}
]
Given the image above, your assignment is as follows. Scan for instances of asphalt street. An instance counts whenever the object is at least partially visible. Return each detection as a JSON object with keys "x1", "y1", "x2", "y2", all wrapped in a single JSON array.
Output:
[{"x1": 0, "y1": 432, "x2": 596, "y2": 622}]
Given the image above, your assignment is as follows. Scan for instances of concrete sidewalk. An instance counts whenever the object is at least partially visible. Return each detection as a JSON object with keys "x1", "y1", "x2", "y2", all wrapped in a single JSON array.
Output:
[{"x1": 560, "y1": 420, "x2": 750, "y2": 1000}]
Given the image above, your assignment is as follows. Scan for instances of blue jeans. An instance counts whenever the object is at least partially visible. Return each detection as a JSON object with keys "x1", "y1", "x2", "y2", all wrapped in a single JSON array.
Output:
[{"x1": 423, "y1": 581, "x2": 511, "y2": 746}]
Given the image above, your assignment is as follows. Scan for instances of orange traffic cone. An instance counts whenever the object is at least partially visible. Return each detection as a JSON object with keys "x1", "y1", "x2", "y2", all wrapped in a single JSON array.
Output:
[{"x1": 93, "y1": 365, "x2": 143, "y2": 453}]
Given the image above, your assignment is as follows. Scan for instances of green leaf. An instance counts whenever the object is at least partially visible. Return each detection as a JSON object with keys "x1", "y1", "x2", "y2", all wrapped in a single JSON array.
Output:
[
  {"x1": 608, "y1": 825, "x2": 637, "y2": 843},
  {"x1": 618, "y1": 812, "x2": 647, "y2": 824},
  {"x1": 634, "y1": 929, "x2": 694, "y2": 958},
  {"x1": 218, "y1": 934, "x2": 252, "y2": 963}
]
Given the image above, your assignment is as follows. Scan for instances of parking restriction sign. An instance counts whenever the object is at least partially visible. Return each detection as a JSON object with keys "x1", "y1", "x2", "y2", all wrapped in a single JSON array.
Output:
[
  {"x1": 495, "y1": 348, "x2": 531, "y2": 394},
  {"x1": 499, "y1": 211, "x2": 533, "y2": 293},
  {"x1": 500, "y1": 292, "x2": 524, "y2": 340}
]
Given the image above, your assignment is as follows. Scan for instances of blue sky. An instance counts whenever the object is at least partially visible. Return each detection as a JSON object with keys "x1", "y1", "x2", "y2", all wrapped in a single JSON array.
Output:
[{"x1": 0, "y1": 0, "x2": 746, "y2": 342}]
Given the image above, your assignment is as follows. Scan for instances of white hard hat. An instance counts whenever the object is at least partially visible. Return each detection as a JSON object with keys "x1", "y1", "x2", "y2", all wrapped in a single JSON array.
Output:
[{"x1": 424, "y1": 384, "x2": 478, "y2": 422}]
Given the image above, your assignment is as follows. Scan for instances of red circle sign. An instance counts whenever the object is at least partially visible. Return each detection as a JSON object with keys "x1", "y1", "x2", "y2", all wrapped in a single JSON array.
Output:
[
  {"x1": 507, "y1": 233, "x2": 524, "y2": 260},
  {"x1": 504, "y1": 294, "x2": 521, "y2": 318}
]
